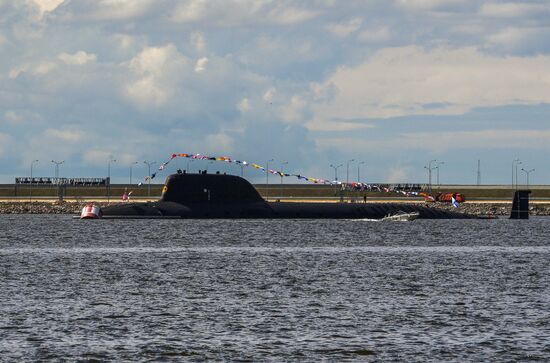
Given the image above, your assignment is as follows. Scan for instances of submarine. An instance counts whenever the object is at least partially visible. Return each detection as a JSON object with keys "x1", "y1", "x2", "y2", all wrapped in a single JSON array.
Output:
[{"x1": 99, "y1": 172, "x2": 476, "y2": 219}]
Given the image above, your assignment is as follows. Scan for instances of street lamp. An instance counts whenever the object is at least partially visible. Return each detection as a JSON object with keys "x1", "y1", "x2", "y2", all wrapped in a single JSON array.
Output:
[
  {"x1": 107, "y1": 156, "x2": 116, "y2": 203},
  {"x1": 143, "y1": 161, "x2": 156, "y2": 197},
  {"x1": 51, "y1": 160, "x2": 64, "y2": 179},
  {"x1": 30, "y1": 159, "x2": 38, "y2": 202},
  {"x1": 357, "y1": 161, "x2": 365, "y2": 184},
  {"x1": 330, "y1": 164, "x2": 343, "y2": 181},
  {"x1": 266, "y1": 158, "x2": 274, "y2": 201},
  {"x1": 424, "y1": 159, "x2": 437, "y2": 194},
  {"x1": 346, "y1": 159, "x2": 355, "y2": 184},
  {"x1": 521, "y1": 168, "x2": 535, "y2": 187},
  {"x1": 130, "y1": 161, "x2": 138, "y2": 184},
  {"x1": 512, "y1": 159, "x2": 521, "y2": 189},
  {"x1": 436, "y1": 161, "x2": 444, "y2": 187},
  {"x1": 280, "y1": 161, "x2": 288, "y2": 185}
]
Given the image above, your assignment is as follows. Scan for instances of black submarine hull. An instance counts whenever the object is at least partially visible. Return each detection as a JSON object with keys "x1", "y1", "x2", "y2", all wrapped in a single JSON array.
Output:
[{"x1": 100, "y1": 173, "x2": 476, "y2": 219}]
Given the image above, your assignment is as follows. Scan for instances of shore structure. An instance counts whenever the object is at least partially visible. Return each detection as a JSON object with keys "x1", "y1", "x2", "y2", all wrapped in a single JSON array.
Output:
[{"x1": 97, "y1": 173, "x2": 474, "y2": 219}]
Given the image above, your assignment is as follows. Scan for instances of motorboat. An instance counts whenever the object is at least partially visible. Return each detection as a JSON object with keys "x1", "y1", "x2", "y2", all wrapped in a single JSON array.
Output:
[{"x1": 381, "y1": 211, "x2": 420, "y2": 221}]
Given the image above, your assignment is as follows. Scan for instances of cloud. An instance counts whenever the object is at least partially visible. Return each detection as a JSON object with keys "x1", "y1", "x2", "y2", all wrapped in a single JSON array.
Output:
[
  {"x1": 123, "y1": 44, "x2": 189, "y2": 108},
  {"x1": 281, "y1": 95, "x2": 306, "y2": 123},
  {"x1": 4, "y1": 111, "x2": 25, "y2": 124},
  {"x1": 9, "y1": 61, "x2": 57, "y2": 78},
  {"x1": 190, "y1": 32, "x2": 206, "y2": 52},
  {"x1": 326, "y1": 17, "x2": 362, "y2": 38},
  {"x1": 387, "y1": 166, "x2": 410, "y2": 183},
  {"x1": 205, "y1": 133, "x2": 235, "y2": 154},
  {"x1": 44, "y1": 128, "x2": 83, "y2": 142},
  {"x1": 83, "y1": 150, "x2": 113, "y2": 166},
  {"x1": 0, "y1": 133, "x2": 11, "y2": 157},
  {"x1": 58, "y1": 0, "x2": 154, "y2": 21},
  {"x1": 312, "y1": 46, "x2": 550, "y2": 120},
  {"x1": 479, "y1": 2, "x2": 550, "y2": 17},
  {"x1": 263, "y1": 87, "x2": 276, "y2": 103},
  {"x1": 395, "y1": 0, "x2": 476, "y2": 13},
  {"x1": 357, "y1": 26, "x2": 391, "y2": 43},
  {"x1": 194, "y1": 57, "x2": 208, "y2": 73},
  {"x1": 58, "y1": 50, "x2": 97, "y2": 65},
  {"x1": 237, "y1": 98, "x2": 251, "y2": 113},
  {"x1": 485, "y1": 27, "x2": 550, "y2": 54},
  {"x1": 172, "y1": 1, "x2": 317, "y2": 26},
  {"x1": 317, "y1": 129, "x2": 550, "y2": 154},
  {"x1": 30, "y1": 0, "x2": 65, "y2": 17}
]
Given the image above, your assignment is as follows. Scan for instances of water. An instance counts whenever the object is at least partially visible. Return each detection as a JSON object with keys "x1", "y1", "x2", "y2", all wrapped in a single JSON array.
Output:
[{"x1": 1, "y1": 215, "x2": 550, "y2": 361}]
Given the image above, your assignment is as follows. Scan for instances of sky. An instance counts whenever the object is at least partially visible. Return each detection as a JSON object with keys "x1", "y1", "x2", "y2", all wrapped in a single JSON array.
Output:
[{"x1": 1, "y1": 0, "x2": 550, "y2": 185}]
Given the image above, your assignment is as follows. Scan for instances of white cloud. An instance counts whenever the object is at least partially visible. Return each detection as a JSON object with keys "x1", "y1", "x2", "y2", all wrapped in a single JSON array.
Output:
[
  {"x1": 194, "y1": 57, "x2": 208, "y2": 73},
  {"x1": 357, "y1": 26, "x2": 391, "y2": 43},
  {"x1": 205, "y1": 133, "x2": 235, "y2": 154},
  {"x1": 395, "y1": 0, "x2": 474, "y2": 12},
  {"x1": 305, "y1": 118, "x2": 374, "y2": 132},
  {"x1": 44, "y1": 128, "x2": 83, "y2": 142},
  {"x1": 480, "y1": 3, "x2": 550, "y2": 17},
  {"x1": 9, "y1": 61, "x2": 58, "y2": 78},
  {"x1": 30, "y1": 0, "x2": 64, "y2": 17},
  {"x1": 266, "y1": 5, "x2": 319, "y2": 25},
  {"x1": 190, "y1": 32, "x2": 207, "y2": 52},
  {"x1": 4, "y1": 111, "x2": 25, "y2": 124},
  {"x1": 172, "y1": 0, "x2": 208, "y2": 23},
  {"x1": 58, "y1": 50, "x2": 97, "y2": 65},
  {"x1": 83, "y1": 150, "x2": 114, "y2": 166},
  {"x1": 326, "y1": 18, "x2": 362, "y2": 38},
  {"x1": 0, "y1": 133, "x2": 10, "y2": 157},
  {"x1": 75, "y1": 0, "x2": 154, "y2": 21},
  {"x1": 124, "y1": 44, "x2": 189, "y2": 108},
  {"x1": 485, "y1": 27, "x2": 550, "y2": 53},
  {"x1": 312, "y1": 46, "x2": 550, "y2": 120},
  {"x1": 263, "y1": 87, "x2": 276, "y2": 103},
  {"x1": 281, "y1": 95, "x2": 306, "y2": 123},
  {"x1": 237, "y1": 98, "x2": 251, "y2": 113},
  {"x1": 317, "y1": 129, "x2": 550, "y2": 153},
  {"x1": 387, "y1": 166, "x2": 410, "y2": 183},
  {"x1": 172, "y1": 1, "x2": 317, "y2": 26}
]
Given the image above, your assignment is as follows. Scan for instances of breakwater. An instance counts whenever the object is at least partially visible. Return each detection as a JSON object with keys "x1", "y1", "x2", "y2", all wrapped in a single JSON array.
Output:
[{"x1": 2, "y1": 201, "x2": 550, "y2": 216}]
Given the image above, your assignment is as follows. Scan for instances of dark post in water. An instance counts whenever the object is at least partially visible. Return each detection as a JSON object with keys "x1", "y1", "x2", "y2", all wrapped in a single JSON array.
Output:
[{"x1": 510, "y1": 190, "x2": 531, "y2": 219}]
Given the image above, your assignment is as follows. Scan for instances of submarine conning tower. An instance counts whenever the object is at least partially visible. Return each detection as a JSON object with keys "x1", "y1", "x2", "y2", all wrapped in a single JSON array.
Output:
[{"x1": 160, "y1": 172, "x2": 265, "y2": 204}]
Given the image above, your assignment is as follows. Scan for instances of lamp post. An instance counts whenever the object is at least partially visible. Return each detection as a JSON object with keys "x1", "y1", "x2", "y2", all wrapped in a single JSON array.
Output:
[
  {"x1": 143, "y1": 161, "x2": 156, "y2": 197},
  {"x1": 51, "y1": 160, "x2": 64, "y2": 179},
  {"x1": 512, "y1": 159, "x2": 521, "y2": 189},
  {"x1": 424, "y1": 159, "x2": 437, "y2": 194},
  {"x1": 280, "y1": 161, "x2": 288, "y2": 185},
  {"x1": 266, "y1": 158, "x2": 274, "y2": 201},
  {"x1": 330, "y1": 164, "x2": 343, "y2": 181},
  {"x1": 357, "y1": 161, "x2": 365, "y2": 183},
  {"x1": 107, "y1": 156, "x2": 116, "y2": 202},
  {"x1": 346, "y1": 159, "x2": 354, "y2": 184},
  {"x1": 130, "y1": 161, "x2": 138, "y2": 184},
  {"x1": 515, "y1": 160, "x2": 522, "y2": 190},
  {"x1": 30, "y1": 159, "x2": 38, "y2": 202},
  {"x1": 521, "y1": 168, "x2": 535, "y2": 187},
  {"x1": 436, "y1": 161, "x2": 444, "y2": 187}
]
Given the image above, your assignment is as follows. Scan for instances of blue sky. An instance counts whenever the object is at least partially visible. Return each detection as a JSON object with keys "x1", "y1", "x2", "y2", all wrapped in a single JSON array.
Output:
[{"x1": 1, "y1": 0, "x2": 550, "y2": 185}]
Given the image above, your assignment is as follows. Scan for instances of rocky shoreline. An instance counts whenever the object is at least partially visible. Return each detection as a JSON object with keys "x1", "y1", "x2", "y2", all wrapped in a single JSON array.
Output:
[{"x1": 1, "y1": 201, "x2": 550, "y2": 216}]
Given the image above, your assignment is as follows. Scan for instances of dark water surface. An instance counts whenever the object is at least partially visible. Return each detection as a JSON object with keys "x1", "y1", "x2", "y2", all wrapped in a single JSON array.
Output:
[{"x1": 1, "y1": 215, "x2": 550, "y2": 361}]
